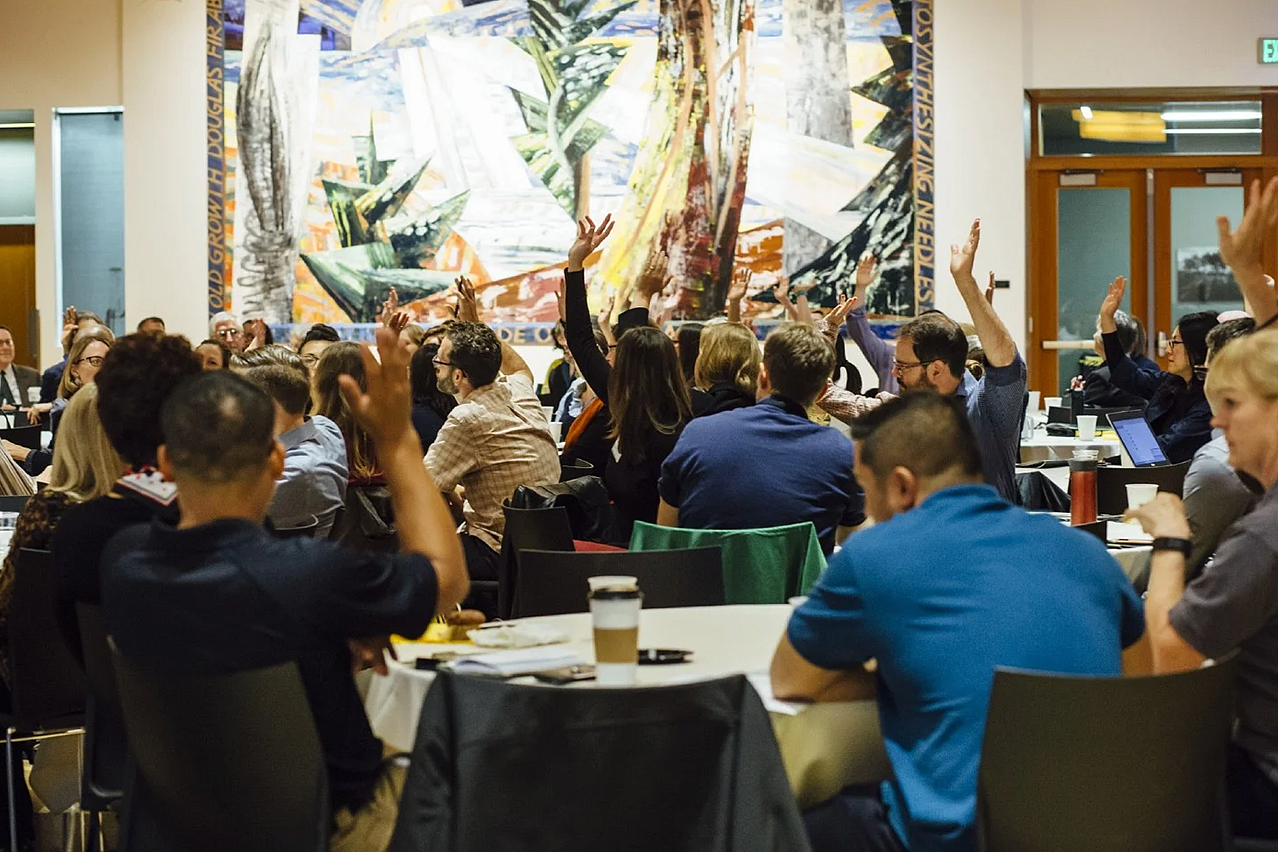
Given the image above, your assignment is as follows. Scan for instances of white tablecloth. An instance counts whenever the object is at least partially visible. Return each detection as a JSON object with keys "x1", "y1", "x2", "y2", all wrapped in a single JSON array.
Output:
[
  {"x1": 1020, "y1": 427, "x2": 1122, "y2": 462},
  {"x1": 364, "y1": 605, "x2": 889, "y2": 807}
]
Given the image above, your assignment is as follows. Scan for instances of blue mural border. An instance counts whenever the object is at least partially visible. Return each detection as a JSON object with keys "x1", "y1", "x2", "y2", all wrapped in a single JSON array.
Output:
[
  {"x1": 206, "y1": 0, "x2": 227, "y2": 316},
  {"x1": 913, "y1": 0, "x2": 935, "y2": 313}
]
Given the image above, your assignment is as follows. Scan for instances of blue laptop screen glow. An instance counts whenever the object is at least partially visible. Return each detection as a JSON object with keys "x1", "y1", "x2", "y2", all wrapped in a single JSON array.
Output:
[{"x1": 1110, "y1": 415, "x2": 1168, "y2": 467}]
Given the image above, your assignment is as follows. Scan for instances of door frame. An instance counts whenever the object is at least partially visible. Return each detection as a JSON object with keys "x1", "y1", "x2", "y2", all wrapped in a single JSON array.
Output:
[{"x1": 1026, "y1": 89, "x2": 1278, "y2": 393}]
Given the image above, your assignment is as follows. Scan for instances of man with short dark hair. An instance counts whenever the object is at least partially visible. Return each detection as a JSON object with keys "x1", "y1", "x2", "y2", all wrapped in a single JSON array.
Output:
[
  {"x1": 426, "y1": 321, "x2": 559, "y2": 582},
  {"x1": 244, "y1": 364, "x2": 348, "y2": 537},
  {"x1": 0, "y1": 326, "x2": 38, "y2": 409},
  {"x1": 101, "y1": 330, "x2": 467, "y2": 850},
  {"x1": 816, "y1": 221, "x2": 1027, "y2": 503},
  {"x1": 772, "y1": 392, "x2": 1143, "y2": 852},
  {"x1": 658, "y1": 322, "x2": 864, "y2": 554},
  {"x1": 136, "y1": 316, "x2": 166, "y2": 336},
  {"x1": 300, "y1": 323, "x2": 341, "y2": 370}
]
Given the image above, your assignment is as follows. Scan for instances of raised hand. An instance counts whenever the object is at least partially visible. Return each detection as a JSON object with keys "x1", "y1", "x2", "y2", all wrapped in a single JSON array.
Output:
[
  {"x1": 567, "y1": 215, "x2": 615, "y2": 272},
  {"x1": 244, "y1": 318, "x2": 268, "y2": 352},
  {"x1": 855, "y1": 254, "x2": 877, "y2": 293},
  {"x1": 949, "y1": 219, "x2": 981, "y2": 280},
  {"x1": 826, "y1": 292, "x2": 860, "y2": 329},
  {"x1": 1122, "y1": 492, "x2": 1191, "y2": 540},
  {"x1": 1098, "y1": 275, "x2": 1126, "y2": 333},
  {"x1": 62, "y1": 306, "x2": 78, "y2": 328},
  {"x1": 1218, "y1": 177, "x2": 1278, "y2": 275},
  {"x1": 387, "y1": 309, "x2": 413, "y2": 335},
  {"x1": 636, "y1": 249, "x2": 670, "y2": 301},
  {"x1": 774, "y1": 276, "x2": 798, "y2": 319},
  {"x1": 338, "y1": 325, "x2": 412, "y2": 448},
  {"x1": 596, "y1": 290, "x2": 616, "y2": 330},
  {"x1": 377, "y1": 287, "x2": 401, "y2": 327},
  {"x1": 727, "y1": 267, "x2": 752, "y2": 305},
  {"x1": 985, "y1": 271, "x2": 996, "y2": 306},
  {"x1": 556, "y1": 279, "x2": 567, "y2": 322},
  {"x1": 454, "y1": 275, "x2": 480, "y2": 323}
]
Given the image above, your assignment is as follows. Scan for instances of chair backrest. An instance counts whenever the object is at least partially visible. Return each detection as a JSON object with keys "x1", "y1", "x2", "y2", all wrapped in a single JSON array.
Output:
[
  {"x1": 1095, "y1": 460, "x2": 1191, "y2": 516},
  {"x1": 559, "y1": 459, "x2": 595, "y2": 482},
  {"x1": 334, "y1": 484, "x2": 398, "y2": 552},
  {"x1": 387, "y1": 673, "x2": 809, "y2": 852},
  {"x1": 0, "y1": 494, "x2": 29, "y2": 513},
  {"x1": 8, "y1": 548, "x2": 86, "y2": 729},
  {"x1": 0, "y1": 426, "x2": 42, "y2": 451},
  {"x1": 977, "y1": 660, "x2": 1238, "y2": 852},
  {"x1": 629, "y1": 521, "x2": 827, "y2": 604},
  {"x1": 272, "y1": 515, "x2": 321, "y2": 539},
  {"x1": 76, "y1": 604, "x2": 126, "y2": 809},
  {"x1": 512, "y1": 547, "x2": 724, "y2": 618},
  {"x1": 111, "y1": 649, "x2": 328, "y2": 852},
  {"x1": 497, "y1": 502, "x2": 575, "y2": 619}
]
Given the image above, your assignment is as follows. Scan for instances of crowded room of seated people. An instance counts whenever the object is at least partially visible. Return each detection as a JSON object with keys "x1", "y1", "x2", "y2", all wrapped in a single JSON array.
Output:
[{"x1": 1, "y1": 8, "x2": 1277, "y2": 850}]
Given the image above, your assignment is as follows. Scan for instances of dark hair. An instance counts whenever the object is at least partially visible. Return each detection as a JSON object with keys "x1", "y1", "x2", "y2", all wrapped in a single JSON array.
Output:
[
  {"x1": 608, "y1": 327, "x2": 691, "y2": 462},
  {"x1": 96, "y1": 333, "x2": 202, "y2": 469},
  {"x1": 762, "y1": 322, "x2": 835, "y2": 406},
  {"x1": 1110, "y1": 310, "x2": 1146, "y2": 358},
  {"x1": 197, "y1": 339, "x2": 232, "y2": 370},
  {"x1": 301, "y1": 323, "x2": 340, "y2": 346},
  {"x1": 1175, "y1": 311, "x2": 1219, "y2": 369},
  {"x1": 160, "y1": 372, "x2": 276, "y2": 484},
  {"x1": 898, "y1": 313, "x2": 967, "y2": 378},
  {"x1": 77, "y1": 312, "x2": 104, "y2": 324},
  {"x1": 244, "y1": 364, "x2": 310, "y2": 417},
  {"x1": 551, "y1": 321, "x2": 567, "y2": 351},
  {"x1": 676, "y1": 323, "x2": 704, "y2": 385},
  {"x1": 313, "y1": 342, "x2": 378, "y2": 479},
  {"x1": 411, "y1": 344, "x2": 458, "y2": 421},
  {"x1": 444, "y1": 322, "x2": 502, "y2": 388},
  {"x1": 850, "y1": 392, "x2": 983, "y2": 482},
  {"x1": 136, "y1": 316, "x2": 165, "y2": 332},
  {"x1": 243, "y1": 320, "x2": 274, "y2": 346},
  {"x1": 1206, "y1": 316, "x2": 1256, "y2": 362},
  {"x1": 236, "y1": 344, "x2": 308, "y2": 377}
]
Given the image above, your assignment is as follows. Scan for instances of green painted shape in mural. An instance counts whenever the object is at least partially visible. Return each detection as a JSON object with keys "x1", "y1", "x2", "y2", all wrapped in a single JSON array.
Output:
[
  {"x1": 389, "y1": 190, "x2": 472, "y2": 268},
  {"x1": 301, "y1": 242, "x2": 455, "y2": 322},
  {"x1": 357, "y1": 158, "x2": 431, "y2": 229},
  {"x1": 321, "y1": 177, "x2": 375, "y2": 247}
]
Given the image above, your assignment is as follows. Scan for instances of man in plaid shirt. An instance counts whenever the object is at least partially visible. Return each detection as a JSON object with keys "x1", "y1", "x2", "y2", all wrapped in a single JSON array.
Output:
[{"x1": 425, "y1": 321, "x2": 559, "y2": 582}]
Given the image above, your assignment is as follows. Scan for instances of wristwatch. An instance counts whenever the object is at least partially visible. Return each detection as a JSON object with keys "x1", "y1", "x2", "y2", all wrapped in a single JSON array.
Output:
[{"x1": 1151, "y1": 537, "x2": 1193, "y2": 558}]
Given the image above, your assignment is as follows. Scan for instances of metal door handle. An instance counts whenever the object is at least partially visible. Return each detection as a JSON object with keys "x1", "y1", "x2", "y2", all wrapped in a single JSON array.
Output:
[{"x1": 1040, "y1": 340, "x2": 1096, "y2": 351}]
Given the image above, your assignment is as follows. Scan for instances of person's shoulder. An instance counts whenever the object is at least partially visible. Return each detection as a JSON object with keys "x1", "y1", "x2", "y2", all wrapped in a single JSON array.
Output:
[
  {"x1": 13, "y1": 364, "x2": 38, "y2": 381},
  {"x1": 309, "y1": 414, "x2": 343, "y2": 441}
]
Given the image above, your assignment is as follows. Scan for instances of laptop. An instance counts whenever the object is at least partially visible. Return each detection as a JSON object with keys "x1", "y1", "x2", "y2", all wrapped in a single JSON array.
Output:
[{"x1": 1106, "y1": 409, "x2": 1169, "y2": 467}]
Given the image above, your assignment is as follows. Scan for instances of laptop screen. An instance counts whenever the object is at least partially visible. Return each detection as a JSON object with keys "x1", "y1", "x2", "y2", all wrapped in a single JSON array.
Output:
[{"x1": 1108, "y1": 411, "x2": 1168, "y2": 467}]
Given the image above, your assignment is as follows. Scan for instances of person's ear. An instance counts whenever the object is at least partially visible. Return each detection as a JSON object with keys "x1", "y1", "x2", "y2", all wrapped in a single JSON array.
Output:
[
  {"x1": 927, "y1": 360, "x2": 948, "y2": 385},
  {"x1": 885, "y1": 466, "x2": 920, "y2": 513},
  {"x1": 267, "y1": 440, "x2": 286, "y2": 481},
  {"x1": 756, "y1": 363, "x2": 772, "y2": 401},
  {"x1": 157, "y1": 445, "x2": 175, "y2": 481}
]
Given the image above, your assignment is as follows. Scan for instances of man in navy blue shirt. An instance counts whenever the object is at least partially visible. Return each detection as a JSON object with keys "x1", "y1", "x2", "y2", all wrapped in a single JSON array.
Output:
[
  {"x1": 101, "y1": 328, "x2": 467, "y2": 850},
  {"x1": 771, "y1": 393, "x2": 1144, "y2": 852},
  {"x1": 657, "y1": 322, "x2": 864, "y2": 554}
]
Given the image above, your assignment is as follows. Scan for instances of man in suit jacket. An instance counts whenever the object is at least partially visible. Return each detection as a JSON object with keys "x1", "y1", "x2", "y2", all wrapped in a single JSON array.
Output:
[{"x1": 0, "y1": 326, "x2": 39, "y2": 409}]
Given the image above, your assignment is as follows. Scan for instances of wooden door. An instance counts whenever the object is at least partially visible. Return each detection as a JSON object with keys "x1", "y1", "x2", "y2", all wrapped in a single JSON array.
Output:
[{"x1": 0, "y1": 226, "x2": 36, "y2": 368}]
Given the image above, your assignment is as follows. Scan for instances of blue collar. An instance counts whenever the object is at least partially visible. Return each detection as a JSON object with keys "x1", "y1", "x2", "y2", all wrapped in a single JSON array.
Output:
[
  {"x1": 756, "y1": 395, "x2": 809, "y2": 418},
  {"x1": 279, "y1": 418, "x2": 318, "y2": 451}
]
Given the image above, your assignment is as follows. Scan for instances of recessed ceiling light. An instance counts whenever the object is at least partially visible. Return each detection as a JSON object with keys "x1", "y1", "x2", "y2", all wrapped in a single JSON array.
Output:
[
  {"x1": 1160, "y1": 110, "x2": 1262, "y2": 122},
  {"x1": 1079, "y1": 106, "x2": 1093, "y2": 120}
]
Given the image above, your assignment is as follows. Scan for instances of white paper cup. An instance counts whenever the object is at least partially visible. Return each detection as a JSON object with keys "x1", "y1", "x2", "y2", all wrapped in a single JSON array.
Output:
[
  {"x1": 1045, "y1": 396, "x2": 1063, "y2": 410},
  {"x1": 1027, "y1": 391, "x2": 1041, "y2": 413},
  {"x1": 548, "y1": 421, "x2": 563, "y2": 443},
  {"x1": 590, "y1": 587, "x2": 641, "y2": 686},
  {"x1": 1076, "y1": 414, "x2": 1098, "y2": 440},
  {"x1": 1125, "y1": 483, "x2": 1159, "y2": 510},
  {"x1": 587, "y1": 575, "x2": 638, "y2": 592},
  {"x1": 541, "y1": 405, "x2": 554, "y2": 421},
  {"x1": 26, "y1": 387, "x2": 40, "y2": 405}
]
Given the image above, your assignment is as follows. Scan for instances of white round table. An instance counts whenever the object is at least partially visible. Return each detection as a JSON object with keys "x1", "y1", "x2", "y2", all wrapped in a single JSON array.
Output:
[
  {"x1": 1020, "y1": 427, "x2": 1123, "y2": 462},
  {"x1": 363, "y1": 604, "x2": 888, "y2": 807}
]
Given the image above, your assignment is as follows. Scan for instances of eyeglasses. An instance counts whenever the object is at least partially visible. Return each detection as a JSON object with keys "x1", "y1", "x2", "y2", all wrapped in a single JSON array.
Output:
[
  {"x1": 1167, "y1": 338, "x2": 1185, "y2": 349},
  {"x1": 216, "y1": 329, "x2": 241, "y2": 339},
  {"x1": 432, "y1": 357, "x2": 455, "y2": 367},
  {"x1": 301, "y1": 353, "x2": 319, "y2": 366},
  {"x1": 74, "y1": 355, "x2": 105, "y2": 368},
  {"x1": 892, "y1": 358, "x2": 932, "y2": 376}
]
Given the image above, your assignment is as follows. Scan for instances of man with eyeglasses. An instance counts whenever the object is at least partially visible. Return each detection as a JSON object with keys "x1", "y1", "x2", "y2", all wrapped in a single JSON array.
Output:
[
  {"x1": 0, "y1": 326, "x2": 39, "y2": 413},
  {"x1": 209, "y1": 311, "x2": 247, "y2": 353},
  {"x1": 817, "y1": 220, "x2": 1027, "y2": 504}
]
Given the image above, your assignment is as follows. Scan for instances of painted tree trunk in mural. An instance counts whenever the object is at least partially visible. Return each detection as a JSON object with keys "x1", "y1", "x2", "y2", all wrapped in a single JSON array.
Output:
[
  {"x1": 603, "y1": 0, "x2": 753, "y2": 318},
  {"x1": 780, "y1": 0, "x2": 853, "y2": 277}
]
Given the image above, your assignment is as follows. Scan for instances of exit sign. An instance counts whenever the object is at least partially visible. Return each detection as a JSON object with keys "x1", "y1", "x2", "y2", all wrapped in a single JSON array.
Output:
[{"x1": 1261, "y1": 38, "x2": 1278, "y2": 63}]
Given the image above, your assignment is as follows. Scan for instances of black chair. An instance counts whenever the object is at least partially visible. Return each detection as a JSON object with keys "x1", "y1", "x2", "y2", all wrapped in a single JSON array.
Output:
[
  {"x1": 512, "y1": 547, "x2": 724, "y2": 618},
  {"x1": 0, "y1": 495, "x2": 29, "y2": 514},
  {"x1": 977, "y1": 660, "x2": 1238, "y2": 852},
  {"x1": 272, "y1": 515, "x2": 321, "y2": 539},
  {"x1": 387, "y1": 673, "x2": 808, "y2": 852},
  {"x1": 76, "y1": 604, "x2": 126, "y2": 852},
  {"x1": 497, "y1": 502, "x2": 575, "y2": 619},
  {"x1": 559, "y1": 459, "x2": 594, "y2": 482},
  {"x1": 0, "y1": 427, "x2": 42, "y2": 452},
  {"x1": 1095, "y1": 460, "x2": 1191, "y2": 516},
  {"x1": 6, "y1": 549, "x2": 86, "y2": 852},
  {"x1": 110, "y1": 651, "x2": 328, "y2": 852}
]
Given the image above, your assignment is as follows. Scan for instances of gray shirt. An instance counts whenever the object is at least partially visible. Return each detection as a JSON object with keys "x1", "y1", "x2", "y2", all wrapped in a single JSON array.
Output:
[
  {"x1": 1183, "y1": 432, "x2": 1258, "y2": 578},
  {"x1": 269, "y1": 415, "x2": 348, "y2": 537},
  {"x1": 1170, "y1": 479, "x2": 1278, "y2": 766},
  {"x1": 955, "y1": 354, "x2": 1028, "y2": 505}
]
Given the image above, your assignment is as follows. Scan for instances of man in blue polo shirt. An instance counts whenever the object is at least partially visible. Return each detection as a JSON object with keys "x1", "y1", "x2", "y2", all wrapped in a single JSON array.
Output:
[
  {"x1": 771, "y1": 392, "x2": 1144, "y2": 852},
  {"x1": 657, "y1": 321, "x2": 864, "y2": 554}
]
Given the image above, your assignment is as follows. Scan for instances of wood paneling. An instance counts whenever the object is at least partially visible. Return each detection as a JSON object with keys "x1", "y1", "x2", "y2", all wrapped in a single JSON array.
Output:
[{"x1": 0, "y1": 226, "x2": 36, "y2": 367}]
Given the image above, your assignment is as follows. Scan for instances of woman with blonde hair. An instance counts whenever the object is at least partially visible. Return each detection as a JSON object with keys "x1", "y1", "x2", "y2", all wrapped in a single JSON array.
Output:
[
  {"x1": 691, "y1": 322, "x2": 761, "y2": 418},
  {"x1": 1124, "y1": 327, "x2": 1278, "y2": 841}
]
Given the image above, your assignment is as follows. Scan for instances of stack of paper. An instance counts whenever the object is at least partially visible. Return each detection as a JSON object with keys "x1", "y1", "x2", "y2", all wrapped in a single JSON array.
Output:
[
  {"x1": 448, "y1": 647, "x2": 585, "y2": 677},
  {"x1": 1106, "y1": 521, "x2": 1153, "y2": 545}
]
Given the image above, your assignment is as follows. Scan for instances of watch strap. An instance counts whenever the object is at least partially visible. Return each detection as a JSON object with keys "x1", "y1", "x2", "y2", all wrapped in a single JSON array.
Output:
[{"x1": 1151, "y1": 537, "x2": 1193, "y2": 557}]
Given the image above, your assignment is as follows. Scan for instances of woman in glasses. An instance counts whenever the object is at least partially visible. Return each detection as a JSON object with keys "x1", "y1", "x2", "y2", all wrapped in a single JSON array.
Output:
[
  {"x1": 1097, "y1": 276, "x2": 1218, "y2": 463},
  {"x1": 5, "y1": 330, "x2": 114, "y2": 477}
]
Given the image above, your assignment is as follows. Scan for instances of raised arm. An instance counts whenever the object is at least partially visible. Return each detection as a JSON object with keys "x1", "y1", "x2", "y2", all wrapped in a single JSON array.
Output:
[
  {"x1": 845, "y1": 254, "x2": 897, "y2": 390},
  {"x1": 948, "y1": 220, "x2": 1017, "y2": 368},
  {"x1": 1099, "y1": 275, "x2": 1162, "y2": 398},
  {"x1": 1218, "y1": 177, "x2": 1278, "y2": 327},
  {"x1": 339, "y1": 327, "x2": 468, "y2": 612},
  {"x1": 564, "y1": 216, "x2": 616, "y2": 404},
  {"x1": 499, "y1": 341, "x2": 535, "y2": 384}
]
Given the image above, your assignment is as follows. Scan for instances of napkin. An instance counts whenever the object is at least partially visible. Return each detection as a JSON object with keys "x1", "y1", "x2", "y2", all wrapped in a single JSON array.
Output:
[
  {"x1": 468, "y1": 622, "x2": 570, "y2": 649},
  {"x1": 449, "y1": 646, "x2": 584, "y2": 677}
]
